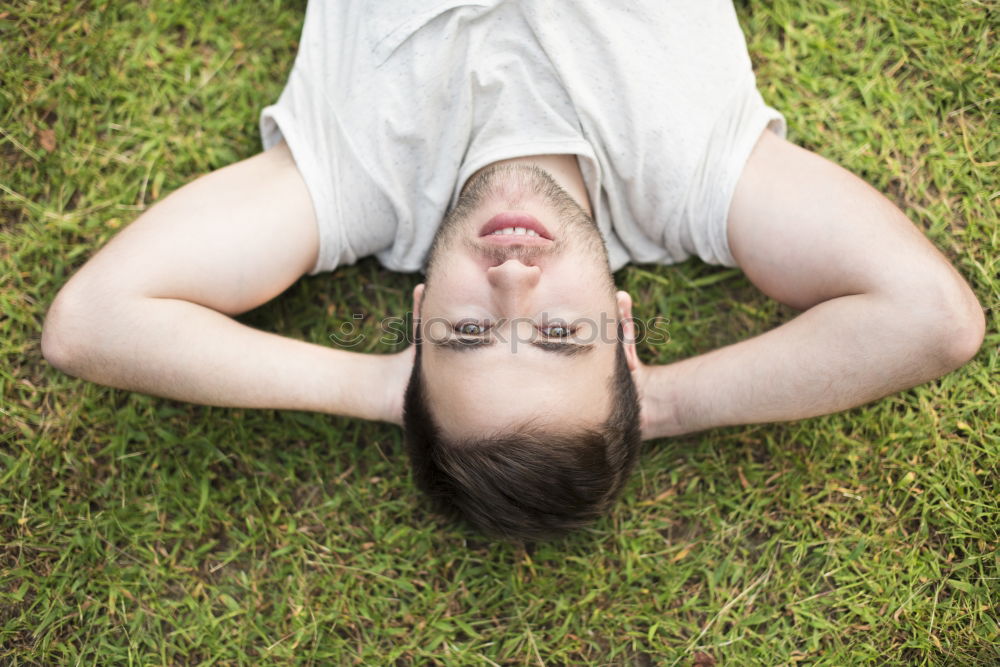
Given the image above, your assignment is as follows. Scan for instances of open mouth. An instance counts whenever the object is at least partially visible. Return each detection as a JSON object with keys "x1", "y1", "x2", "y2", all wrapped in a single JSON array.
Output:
[
  {"x1": 479, "y1": 212, "x2": 553, "y2": 240},
  {"x1": 488, "y1": 226, "x2": 543, "y2": 237}
]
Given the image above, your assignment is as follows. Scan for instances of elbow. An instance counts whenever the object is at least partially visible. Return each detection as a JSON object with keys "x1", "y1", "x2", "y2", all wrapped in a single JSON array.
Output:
[
  {"x1": 915, "y1": 271, "x2": 985, "y2": 374},
  {"x1": 940, "y1": 286, "x2": 985, "y2": 369},
  {"x1": 41, "y1": 290, "x2": 77, "y2": 375},
  {"x1": 40, "y1": 324, "x2": 65, "y2": 373},
  {"x1": 41, "y1": 280, "x2": 94, "y2": 377}
]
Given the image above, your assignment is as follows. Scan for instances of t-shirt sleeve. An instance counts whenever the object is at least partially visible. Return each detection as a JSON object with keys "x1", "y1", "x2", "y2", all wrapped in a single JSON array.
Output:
[
  {"x1": 681, "y1": 79, "x2": 786, "y2": 267},
  {"x1": 526, "y1": 1, "x2": 786, "y2": 270},
  {"x1": 259, "y1": 2, "x2": 399, "y2": 275},
  {"x1": 260, "y1": 67, "x2": 351, "y2": 276}
]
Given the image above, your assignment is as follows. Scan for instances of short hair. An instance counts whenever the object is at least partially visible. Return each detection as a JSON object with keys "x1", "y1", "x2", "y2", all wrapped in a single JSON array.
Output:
[{"x1": 402, "y1": 331, "x2": 642, "y2": 541}]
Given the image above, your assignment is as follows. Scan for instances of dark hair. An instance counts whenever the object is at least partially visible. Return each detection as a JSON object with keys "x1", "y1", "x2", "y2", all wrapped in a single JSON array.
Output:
[{"x1": 402, "y1": 332, "x2": 642, "y2": 541}]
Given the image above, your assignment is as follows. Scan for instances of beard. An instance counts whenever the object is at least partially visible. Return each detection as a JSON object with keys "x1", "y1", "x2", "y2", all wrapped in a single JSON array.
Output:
[{"x1": 424, "y1": 162, "x2": 613, "y2": 281}]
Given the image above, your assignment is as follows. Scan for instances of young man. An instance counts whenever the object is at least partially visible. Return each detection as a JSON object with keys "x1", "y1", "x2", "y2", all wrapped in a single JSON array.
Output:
[{"x1": 41, "y1": 2, "x2": 984, "y2": 540}]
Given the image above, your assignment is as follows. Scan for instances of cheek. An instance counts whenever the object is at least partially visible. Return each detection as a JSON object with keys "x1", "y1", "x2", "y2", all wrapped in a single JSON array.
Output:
[
  {"x1": 431, "y1": 277, "x2": 486, "y2": 307},
  {"x1": 544, "y1": 265, "x2": 613, "y2": 303},
  {"x1": 433, "y1": 253, "x2": 474, "y2": 282},
  {"x1": 430, "y1": 259, "x2": 489, "y2": 299}
]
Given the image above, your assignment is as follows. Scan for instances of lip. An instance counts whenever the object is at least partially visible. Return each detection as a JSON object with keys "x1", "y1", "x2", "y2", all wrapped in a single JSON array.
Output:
[{"x1": 479, "y1": 212, "x2": 553, "y2": 240}]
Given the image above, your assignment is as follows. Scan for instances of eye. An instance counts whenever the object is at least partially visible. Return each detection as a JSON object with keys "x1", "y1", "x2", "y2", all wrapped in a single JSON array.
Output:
[
  {"x1": 539, "y1": 323, "x2": 573, "y2": 338},
  {"x1": 456, "y1": 321, "x2": 487, "y2": 336}
]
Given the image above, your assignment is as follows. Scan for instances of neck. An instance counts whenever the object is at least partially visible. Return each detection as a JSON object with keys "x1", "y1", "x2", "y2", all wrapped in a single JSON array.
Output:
[{"x1": 473, "y1": 154, "x2": 593, "y2": 217}]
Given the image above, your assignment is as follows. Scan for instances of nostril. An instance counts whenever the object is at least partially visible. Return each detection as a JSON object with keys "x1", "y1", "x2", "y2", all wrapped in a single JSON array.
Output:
[{"x1": 487, "y1": 260, "x2": 541, "y2": 289}]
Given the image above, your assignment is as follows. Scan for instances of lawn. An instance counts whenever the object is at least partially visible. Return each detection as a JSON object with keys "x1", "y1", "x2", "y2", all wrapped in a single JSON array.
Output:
[{"x1": 1, "y1": 0, "x2": 997, "y2": 664}]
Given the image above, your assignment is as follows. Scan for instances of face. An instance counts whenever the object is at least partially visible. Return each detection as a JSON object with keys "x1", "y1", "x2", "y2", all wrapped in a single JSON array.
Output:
[{"x1": 415, "y1": 160, "x2": 637, "y2": 439}]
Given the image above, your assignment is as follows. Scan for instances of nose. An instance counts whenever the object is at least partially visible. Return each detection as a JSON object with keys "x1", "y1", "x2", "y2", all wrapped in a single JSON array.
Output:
[{"x1": 487, "y1": 259, "x2": 541, "y2": 313}]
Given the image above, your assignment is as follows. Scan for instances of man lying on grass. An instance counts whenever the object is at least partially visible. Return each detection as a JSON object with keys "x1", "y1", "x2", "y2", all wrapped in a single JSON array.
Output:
[{"x1": 41, "y1": 1, "x2": 984, "y2": 540}]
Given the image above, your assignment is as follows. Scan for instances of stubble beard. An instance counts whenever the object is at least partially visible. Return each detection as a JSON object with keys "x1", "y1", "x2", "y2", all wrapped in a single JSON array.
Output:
[{"x1": 424, "y1": 163, "x2": 613, "y2": 281}]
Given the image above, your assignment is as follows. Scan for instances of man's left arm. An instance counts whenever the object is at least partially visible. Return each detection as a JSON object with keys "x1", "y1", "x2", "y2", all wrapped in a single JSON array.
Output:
[{"x1": 638, "y1": 130, "x2": 985, "y2": 439}]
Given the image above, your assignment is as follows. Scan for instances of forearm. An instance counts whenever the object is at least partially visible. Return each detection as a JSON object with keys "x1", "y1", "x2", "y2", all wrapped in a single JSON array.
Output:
[
  {"x1": 640, "y1": 292, "x2": 979, "y2": 439},
  {"x1": 43, "y1": 295, "x2": 405, "y2": 423}
]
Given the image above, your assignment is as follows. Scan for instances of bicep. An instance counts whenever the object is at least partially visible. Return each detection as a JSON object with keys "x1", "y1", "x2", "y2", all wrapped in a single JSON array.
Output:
[
  {"x1": 68, "y1": 140, "x2": 319, "y2": 316},
  {"x1": 726, "y1": 130, "x2": 954, "y2": 310}
]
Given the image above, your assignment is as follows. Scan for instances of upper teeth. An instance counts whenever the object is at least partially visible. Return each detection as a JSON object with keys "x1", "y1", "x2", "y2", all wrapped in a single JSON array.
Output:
[{"x1": 491, "y1": 227, "x2": 540, "y2": 237}]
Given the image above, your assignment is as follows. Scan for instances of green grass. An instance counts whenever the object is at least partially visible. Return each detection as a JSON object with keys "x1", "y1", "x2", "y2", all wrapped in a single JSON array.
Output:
[{"x1": 1, "y1": 0, "x2": 997, "y2": 663}]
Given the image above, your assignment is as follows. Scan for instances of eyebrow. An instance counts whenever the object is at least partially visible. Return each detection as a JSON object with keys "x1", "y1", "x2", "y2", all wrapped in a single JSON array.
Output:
[{"x1": 432, "y1": 338, "x2": 595, "y2": 357}]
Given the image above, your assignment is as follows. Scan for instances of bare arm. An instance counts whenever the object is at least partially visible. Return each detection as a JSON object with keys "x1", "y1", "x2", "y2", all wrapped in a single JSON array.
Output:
[
  {"x1": 42, "y1": 142, "x2": 413, "y2": 424},
  {"x1": 638, "y1": 130, "x2": 984, "y2": 439}
]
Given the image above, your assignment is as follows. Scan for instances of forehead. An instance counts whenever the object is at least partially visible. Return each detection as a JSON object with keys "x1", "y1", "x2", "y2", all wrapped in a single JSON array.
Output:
[{"x1": 421, "y1": 341, "x2": 617, "y2": 439}]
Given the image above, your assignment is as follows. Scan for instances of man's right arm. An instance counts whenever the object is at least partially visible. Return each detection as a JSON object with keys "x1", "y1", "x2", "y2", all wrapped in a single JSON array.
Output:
[{"x1": 42, "y1": 142, "x2": 413, "y2": 424}]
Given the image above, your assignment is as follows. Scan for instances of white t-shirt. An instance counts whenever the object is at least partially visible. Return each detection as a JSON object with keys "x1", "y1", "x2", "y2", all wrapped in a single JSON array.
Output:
[{"x1": 260, "y1": 0, "x2": 785, "y2": 274}]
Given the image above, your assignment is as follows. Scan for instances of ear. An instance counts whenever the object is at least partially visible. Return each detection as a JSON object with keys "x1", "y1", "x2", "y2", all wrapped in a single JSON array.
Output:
[
  {"x1": 412, "y1": 283, "x2": 425, "y2": 341},
  {"x1": 616, "y1": 290, "x2": 640, "y2": 372}
]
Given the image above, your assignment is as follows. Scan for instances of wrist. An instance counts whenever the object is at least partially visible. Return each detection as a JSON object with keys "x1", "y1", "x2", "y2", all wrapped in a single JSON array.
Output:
[
  {"x1": 636, "y1": 363, "x2": 687, "y2": 440},
  {"x1": 379, "y1": 346, "x2": 415, "y2": 425}
]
